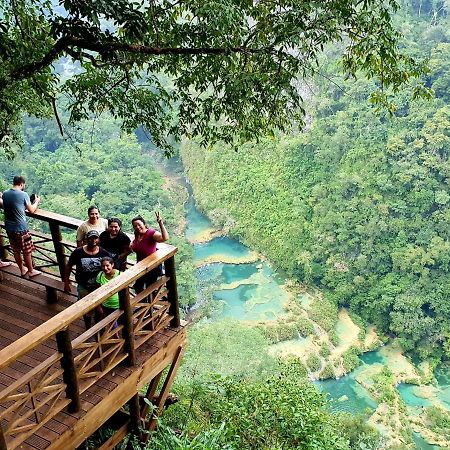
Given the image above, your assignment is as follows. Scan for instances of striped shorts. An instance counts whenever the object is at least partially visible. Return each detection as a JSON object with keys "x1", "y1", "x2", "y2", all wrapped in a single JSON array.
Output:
[{"x1": 7, "y1": 230, "x2": 35, "y2": 255}]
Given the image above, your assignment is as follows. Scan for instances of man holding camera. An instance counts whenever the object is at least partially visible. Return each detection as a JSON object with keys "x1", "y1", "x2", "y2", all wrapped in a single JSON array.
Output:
[{"x1": 1, "y1": 175, "x2": 41, "y2": 277}]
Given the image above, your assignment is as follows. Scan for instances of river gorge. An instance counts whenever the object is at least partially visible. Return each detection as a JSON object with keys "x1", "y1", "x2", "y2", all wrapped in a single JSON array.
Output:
[{"x1": 184, "y1": 183, "x2": 450, "y2": 450}]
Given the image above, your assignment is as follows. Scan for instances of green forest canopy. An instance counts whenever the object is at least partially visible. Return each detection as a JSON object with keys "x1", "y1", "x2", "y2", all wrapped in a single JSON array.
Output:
[
  {"x1": 1, "y1": 0, "x2": 429, "y2": 156},
  {"x1": 182, "y1": 5, "x2": 450, "y2": 361}
]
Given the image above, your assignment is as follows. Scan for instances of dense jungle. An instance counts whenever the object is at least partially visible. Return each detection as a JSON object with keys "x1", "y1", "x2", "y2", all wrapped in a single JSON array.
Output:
[{"x1": 1, "y1": 1, "x2": 450, "y2": 449}]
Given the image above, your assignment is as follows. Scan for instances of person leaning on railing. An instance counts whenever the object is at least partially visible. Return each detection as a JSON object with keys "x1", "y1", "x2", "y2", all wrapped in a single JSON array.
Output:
[
  {"x1": 130, "y1": 212, "x2": 169, "y2": 293},
  {"x1": 0, "y1": 175, "x2": 41, "y2": 277}
]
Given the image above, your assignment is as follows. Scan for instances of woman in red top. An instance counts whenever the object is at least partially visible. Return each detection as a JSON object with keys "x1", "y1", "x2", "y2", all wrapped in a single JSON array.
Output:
[{"x1": 131, "y1": 212, "x2": 169, "y2": 292}]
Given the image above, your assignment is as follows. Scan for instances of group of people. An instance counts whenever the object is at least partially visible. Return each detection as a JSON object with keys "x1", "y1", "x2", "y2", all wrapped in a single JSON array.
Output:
[
  {"x1": 64, "y1": 206, "x2": 169, "y2": 328},
  {"x1": 1, "y1": 176, "x2": 169, "y2": 330}
]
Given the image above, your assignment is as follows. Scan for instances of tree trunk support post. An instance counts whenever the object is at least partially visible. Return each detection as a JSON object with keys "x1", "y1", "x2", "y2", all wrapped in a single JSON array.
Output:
[
  {"x1": 0, "y1": 426, "x2": 8, "y2": 450},
  {"x1": 124, "y1": 392, "x2": 142, "y2": 450},
  {"x1": 56, "y1": 328, "x2": 80, "y2": 413},
  {"x1": 164, "y1": 256, "x2": 180, "y2": 327},
  {"x1": 142, "y1": 345, "x2": 184, "y2": 441},
  {"x1": 141, "y1": 372, "x2": 163, "y2": 420},
  {"x1": 49, "y1": 221, "x2": 67, "y2": 280},
  {"x1": 119, "y1": 287, "x2": 136, "y2": 367}
]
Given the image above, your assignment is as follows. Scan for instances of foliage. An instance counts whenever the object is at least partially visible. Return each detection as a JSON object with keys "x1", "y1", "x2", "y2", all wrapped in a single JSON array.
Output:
[
  {"x1": 0, "y1": 0, "x2": 430, "y2": 156},
  {"x1": 176, "y1": 321, "x2": 277, "y2": 382},
  {"x1": 258, "y1": 322, "x2": 294, "y2": 343},
  {"x1": 295, "y1": 317, "x2": 315, "y2": 338},
  {"x1": 319, "y1": 363, "x2": 336, "y2": 380},
  {"x1": 424, "y1": 406, "x2": 450, "y2": 435},
  {"x1": 255, "y1": 316, "x2": 314, "y2": 344},
  {"x1": 320, "y1": 343, "x2": 331, "y2": 358},
  {"x1": 149, "y1": 422, "x2": 233, "y2": 450},
  {"x1": 329, "y1": 330, "x2": 340, "y2": 347},
  {"x1": 342, "y1": 346, "x2": 362, "y2": 373},
  {"x1": 306, "y1": 353, "x2": 321, "y2": 372},
  {"x1": 307, "y1": 297, "x2": 339, "y2": 333},
  {"x1": 181, "y1": 9, "x2": 450, "y2": 359},
  {"x1": 272, "y1": 322, "x2": 298, "y2": 342},
  {"x1": 338, "y1": 413, "x2": 382, "y2": 450},
  {"x1": 163, "y1": 360, "x2": 353, "y2": 450},
  {"x1": 372, "y1": 367, "x2": 397, "y2": 404},
  {"x1": 349, "y1": 311, "x2": 367, "y2": 341}
]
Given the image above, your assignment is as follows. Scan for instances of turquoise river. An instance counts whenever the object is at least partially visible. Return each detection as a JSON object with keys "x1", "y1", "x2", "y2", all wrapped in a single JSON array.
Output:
[{"x1": 185, "y1": 193, "x2": 449, "y2": 449}]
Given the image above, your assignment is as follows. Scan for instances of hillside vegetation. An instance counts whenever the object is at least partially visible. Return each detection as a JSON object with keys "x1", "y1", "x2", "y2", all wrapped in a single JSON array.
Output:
[{"x1": 182, "y1": 7, "x2": 450, "y2": 360}]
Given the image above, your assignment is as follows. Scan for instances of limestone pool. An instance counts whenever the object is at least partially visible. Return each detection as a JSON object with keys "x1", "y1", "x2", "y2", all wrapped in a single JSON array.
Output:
[
  {"x1": 397, "y1": 364, "x2": 450, "y2": 410},
  {"x1": 185, "y1": 192, "x2": 448, "y2": 449},
  {"x1": 315, "y1": 351, "x2": 381, "y2": 414},
  {"x1": 186, "y1": 196, "x2": 289, "y2": 321}
]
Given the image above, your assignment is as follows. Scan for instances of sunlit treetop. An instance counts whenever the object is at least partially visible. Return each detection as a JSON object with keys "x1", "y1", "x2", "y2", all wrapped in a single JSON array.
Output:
[{"x1": 0, "y1": 0, "x2": 430, "y2": 156}]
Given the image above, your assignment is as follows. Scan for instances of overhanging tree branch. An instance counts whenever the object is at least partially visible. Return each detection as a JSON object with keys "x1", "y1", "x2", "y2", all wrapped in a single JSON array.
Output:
[
  {"x1": 4, "y1": 35, "x2": 273, "y2": 89},
  {"x1": 3, "y1": 36, "x2": 71, "y2": 87},
  {"x1": 0, "y1": 0, "x2": 430, "y2": 155}
]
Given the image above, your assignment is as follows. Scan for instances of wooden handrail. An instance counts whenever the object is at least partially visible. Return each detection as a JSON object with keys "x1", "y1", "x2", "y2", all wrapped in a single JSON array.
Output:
[
  {"x1": 26, "y1": 208, "x2": 82, "y2": 230},
  {"x1": 0, "y1": 205, "x2": 83, "y2": 230},
  {"x1": 0, "y1": 244, "x2": 177, "y2": 370}
]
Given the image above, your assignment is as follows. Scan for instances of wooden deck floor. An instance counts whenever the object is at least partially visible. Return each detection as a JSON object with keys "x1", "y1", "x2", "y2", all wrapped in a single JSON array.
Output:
[
  {"x1": 0, "y1": 273, "x2": 186, "y2": 450},
  {"x1": 0, "y1": 273, "x2": 81, "y2": 349}
]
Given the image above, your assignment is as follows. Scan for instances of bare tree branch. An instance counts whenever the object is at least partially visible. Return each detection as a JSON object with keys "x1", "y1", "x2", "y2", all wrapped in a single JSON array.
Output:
[
  {"x1": 51, "y1": 97, "x2": 64, "y2": 136},
  {"x1": 3, "y1": 36, "x2": 273, "y2": 89}
]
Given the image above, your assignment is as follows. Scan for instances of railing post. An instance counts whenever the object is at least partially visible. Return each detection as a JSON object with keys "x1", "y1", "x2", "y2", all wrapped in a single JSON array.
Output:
[
  {"x1": 56, "y1": 328, "x2": 80, "y2": 413},
  {"x1": 49, "y1": 221, "x2": 67, "y2": 280},
  {"x1": 119, "y1": 287, "x2": 136, "y2": 367},
  {"x1": 0, "y1": 426, "x2": 7, "y2": 450},
  {"x1": 45, "y1": 286, "x2": 58, "y2": 304},
  {"x1": 0, "y1": 231, "x2": 8, "y2": 261},
  {"x1": 164, "y1": 256, "x2": 180, "y2": 328}
]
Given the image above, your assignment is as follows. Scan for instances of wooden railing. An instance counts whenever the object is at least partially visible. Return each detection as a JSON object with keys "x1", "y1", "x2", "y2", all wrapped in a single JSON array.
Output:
[
  {"x1": 1, "y1": 208, "x2": 103, "y2": 281},
  {"x1": 0, "y1": 208, "x2": 180, "y2": 450}
]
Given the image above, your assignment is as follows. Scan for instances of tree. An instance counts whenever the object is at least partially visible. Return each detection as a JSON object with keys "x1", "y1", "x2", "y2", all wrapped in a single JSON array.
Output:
[
  {"x1": 179, "y1": 5, "x2": 450, "y2": 358},
  {"x1": 0, "y1": 0, "x2": 429, "y2": 156},
  {"x1": 163, "y1": 360, "x2": 353, "y2": 450}
]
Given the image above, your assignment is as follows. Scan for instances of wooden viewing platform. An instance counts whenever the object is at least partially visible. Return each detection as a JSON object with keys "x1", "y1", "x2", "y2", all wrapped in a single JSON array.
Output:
[{"x1": 0, "y1": 208, "x2": 186, "y2": 450}]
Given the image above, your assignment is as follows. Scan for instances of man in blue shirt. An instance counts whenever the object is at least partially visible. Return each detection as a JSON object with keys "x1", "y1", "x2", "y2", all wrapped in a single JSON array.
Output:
[{"x1": 1, "y1": 176, "x2": 41, "y2": 277}]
